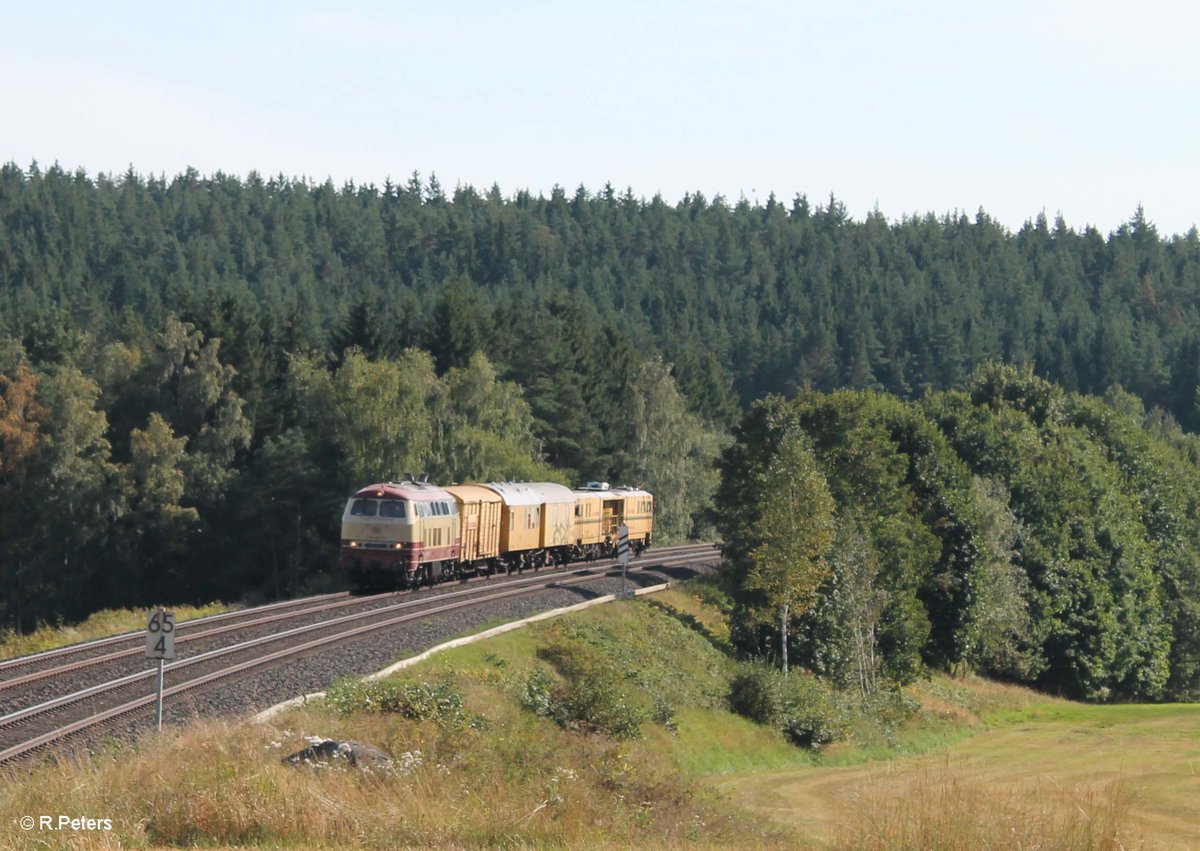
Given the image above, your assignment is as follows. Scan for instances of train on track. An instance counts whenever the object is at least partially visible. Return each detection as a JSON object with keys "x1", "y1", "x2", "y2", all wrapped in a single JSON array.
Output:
[{"x1": 340, "y1": 479, "x2": 653, "y2": 591}]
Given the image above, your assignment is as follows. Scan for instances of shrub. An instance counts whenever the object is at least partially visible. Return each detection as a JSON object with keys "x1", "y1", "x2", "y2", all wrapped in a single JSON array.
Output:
[
  {"x1": 777, "y1": 673, "x2": 848, "y2": 749},
  {"x1": 728, "y1": 662, "x2": 784, "y2": 725},
  {"x1": 525, "y1": 640, "x2": 649, "y2": 738},
  {"x1": 518, "y1": 666, "x2": 555, "y2": 717},
  {"x1": 728, "y1": 661, "x2": 849, "y2": 750},
  {"x1": 324, "y1": 677, "x2": 484, "y2": 728}
]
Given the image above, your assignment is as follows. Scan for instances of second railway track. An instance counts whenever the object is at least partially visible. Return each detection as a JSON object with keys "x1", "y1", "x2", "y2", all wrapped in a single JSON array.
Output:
[{"x1": 0, "y1": 543, "x2": 718, "y2": 767}]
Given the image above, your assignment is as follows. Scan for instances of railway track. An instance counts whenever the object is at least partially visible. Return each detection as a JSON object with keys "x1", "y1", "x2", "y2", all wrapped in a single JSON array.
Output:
[
  {"x1": 0, "y1": 543, "x2": 718, "y2": 766},
  {"x1": 0, "y1": 591, "x2": 355, "y2": 688}
]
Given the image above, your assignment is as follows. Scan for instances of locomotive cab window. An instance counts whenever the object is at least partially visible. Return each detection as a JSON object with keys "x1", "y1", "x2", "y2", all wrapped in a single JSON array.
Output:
[
  {"x1": 350, "y1": 499, "x2": 378, "y2": 517},
  {"x1": 379, "y1": 500, "x2": 406, "y2": 518}
]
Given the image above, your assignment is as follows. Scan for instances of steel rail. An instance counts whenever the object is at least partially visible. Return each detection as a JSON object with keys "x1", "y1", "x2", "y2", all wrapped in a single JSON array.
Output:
[
  {"x1": 0, "y1": 546, "x2": 717, "y2": 764},
  {"x1": 0, "y1": 545, "x2": 710, "y2": 730},
  {"x1": 0, "y1": 591, "x2": 351, "y2": 673},
  {"x1": 0, "y1": 544, "x2": 703, "y2": 694},
  {"x1": 0, "y1": 591, "x2": 396, "y2": 693}
]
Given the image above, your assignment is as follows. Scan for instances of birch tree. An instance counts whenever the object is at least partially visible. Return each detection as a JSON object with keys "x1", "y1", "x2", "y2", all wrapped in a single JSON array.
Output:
[{"x1": 744, "y1": 429, "x2": 835, "y2": 675}]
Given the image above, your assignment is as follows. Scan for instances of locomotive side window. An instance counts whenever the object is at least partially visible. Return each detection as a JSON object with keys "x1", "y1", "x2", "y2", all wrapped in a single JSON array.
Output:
[
  {"x1": 379, "y1": 500, "x2": 406, "y2": 518},
  {"x1": 350, "y1": 499, "x2": 378, "y2": 517}
]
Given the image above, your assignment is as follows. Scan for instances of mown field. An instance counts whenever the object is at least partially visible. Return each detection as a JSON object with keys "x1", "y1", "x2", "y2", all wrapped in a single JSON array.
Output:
[
  {"x1": 2, "y1": 584, "x2": 1198, "y2": 848},
  {"x1": 719, "y1": 690, "x2": 1200, "y2": 849}
]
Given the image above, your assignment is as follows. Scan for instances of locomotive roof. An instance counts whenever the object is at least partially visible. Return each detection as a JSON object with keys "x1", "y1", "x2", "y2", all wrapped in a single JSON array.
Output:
[
  {"x1": 350, "y1": 481, "x2": 454, "y2": 501},
  {"x1": 483, "y1": 481, "x2": 575, "y2": 506}
]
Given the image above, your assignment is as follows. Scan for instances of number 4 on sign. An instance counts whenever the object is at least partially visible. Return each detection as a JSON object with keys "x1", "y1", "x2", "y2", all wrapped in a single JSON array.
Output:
[{"x1": 145, "y1": 608, "x2": 176, "y2": 660}]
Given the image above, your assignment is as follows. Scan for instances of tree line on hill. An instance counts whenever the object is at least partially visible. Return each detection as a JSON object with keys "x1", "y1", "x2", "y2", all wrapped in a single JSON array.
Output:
[
  {"x1": 717, "y1": 364, "x2": 1200, "y2": 702},
  {"x1": 3, "y1": 162, "x2": 1200, "y2": 705},
  {"x1": 4, "y1": 162, "x2": 1200, "y2": 429},
  {"x1": 0, "y1": 321, "x2": 721, "y2": 631}
]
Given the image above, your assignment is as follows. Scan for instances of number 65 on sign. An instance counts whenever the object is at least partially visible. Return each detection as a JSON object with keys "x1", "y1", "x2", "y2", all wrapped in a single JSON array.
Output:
[{"x1": 145, "y1": 608, "x2": 176, "y2": 660}]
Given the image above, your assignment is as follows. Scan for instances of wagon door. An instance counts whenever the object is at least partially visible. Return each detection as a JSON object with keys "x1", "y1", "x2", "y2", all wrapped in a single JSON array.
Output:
[
  {"x1": 480, "y1": 497, "x2": 501, "y2": 557},
  {"x1": 602, "y1": 498, "x2": 622, "y2": 539},
  {"x1": 460, "y1": 500, "x2": 480, "y2": 561}
]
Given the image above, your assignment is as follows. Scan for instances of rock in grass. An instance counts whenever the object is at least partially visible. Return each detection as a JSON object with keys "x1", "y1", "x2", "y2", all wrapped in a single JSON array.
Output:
[{"x1": 282, "y1": 739, "x2": 394, "y2": 770}]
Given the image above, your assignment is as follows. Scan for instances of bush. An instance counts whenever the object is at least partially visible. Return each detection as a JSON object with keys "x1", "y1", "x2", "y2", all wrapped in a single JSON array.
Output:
[
  {"x1": 518, "y1": 666, "x2": 555, "y2": 717},
  {"x1": 524, "y1": 640, "x2": 649, "y2": 738},
  {"x1": 324, "y1": 677, "x2": 484, "y2": 728},
  {"x1": 777, "y1": 673, "x2": 848, "y2": 749},
  {"x1": 728, "y1": 661, "x2": 848, "y2": 750},
  {"x1": 728, "y1": 662, "x2": 783, "y2": 725},
  {"x1": 687, "y1": 575, "x2": 736, "y2": 615}
]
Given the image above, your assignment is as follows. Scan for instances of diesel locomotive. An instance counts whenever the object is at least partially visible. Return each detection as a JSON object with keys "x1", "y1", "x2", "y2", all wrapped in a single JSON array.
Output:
[{"x1": 340, "y1": 478, "x2": 653, "y2": 590}]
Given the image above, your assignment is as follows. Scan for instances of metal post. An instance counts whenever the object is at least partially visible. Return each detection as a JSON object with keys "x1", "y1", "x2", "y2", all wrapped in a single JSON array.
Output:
[
  {"x1": 156, "y1": 657, "x2": 164, "y2": 730},
  {"x1": 617, "y1": 524, "x2": 630, "y2": 598}
]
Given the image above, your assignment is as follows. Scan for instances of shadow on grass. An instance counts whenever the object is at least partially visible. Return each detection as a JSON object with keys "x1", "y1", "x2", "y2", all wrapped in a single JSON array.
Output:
[{"x1": 643, "y1": 598, "x2": 735, "y2": 656}]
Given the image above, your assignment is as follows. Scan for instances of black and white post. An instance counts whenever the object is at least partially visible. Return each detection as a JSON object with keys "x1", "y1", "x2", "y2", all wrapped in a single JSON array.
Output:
[
  {"x1": 145, "y1": 608, "x2": 176, "y2": 731},
  {"x1": 617, "y1": 524, "x2": 630, "y2": 597}
]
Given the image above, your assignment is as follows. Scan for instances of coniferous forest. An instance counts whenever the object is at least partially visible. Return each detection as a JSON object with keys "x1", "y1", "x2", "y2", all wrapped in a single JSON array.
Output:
[{"x1": 4, "y1": 162, "x2": 1200, "y2": 701}]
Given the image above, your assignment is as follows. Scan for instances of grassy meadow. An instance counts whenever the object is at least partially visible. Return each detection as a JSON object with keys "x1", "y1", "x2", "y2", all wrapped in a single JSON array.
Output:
[
  {"x1": 1, "y1": 583, "x2": 1198, "y2": 848},
  {"x1": 719, "y1": 688, "x2": 1200, "y2": 849}
]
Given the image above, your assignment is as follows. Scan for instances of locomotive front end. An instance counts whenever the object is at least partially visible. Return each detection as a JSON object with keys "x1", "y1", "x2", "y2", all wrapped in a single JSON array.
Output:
[{"x1": 340, "y1": 483, "x2": 416, "y2": 590}]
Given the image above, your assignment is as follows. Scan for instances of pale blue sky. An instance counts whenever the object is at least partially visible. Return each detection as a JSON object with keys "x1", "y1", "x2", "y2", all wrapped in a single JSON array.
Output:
[{"x1": 5, "y1": 1, "x2": 1197, "y2": 234}]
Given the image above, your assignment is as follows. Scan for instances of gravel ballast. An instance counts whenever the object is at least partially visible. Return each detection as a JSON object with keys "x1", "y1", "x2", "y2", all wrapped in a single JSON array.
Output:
[{"x1": 112, "y1": 561, "x2": 712, "y2": 742}]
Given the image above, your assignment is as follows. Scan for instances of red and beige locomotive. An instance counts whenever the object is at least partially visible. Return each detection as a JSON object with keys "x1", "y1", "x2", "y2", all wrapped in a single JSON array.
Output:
[{"x1": 340, "y1": 478, "x2": 653, "y2": 590}]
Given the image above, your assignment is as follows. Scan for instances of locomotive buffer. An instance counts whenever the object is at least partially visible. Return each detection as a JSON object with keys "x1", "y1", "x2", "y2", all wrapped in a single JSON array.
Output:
[{"x1": 617, "y1": 524, "x2": 631, "y2": 598}]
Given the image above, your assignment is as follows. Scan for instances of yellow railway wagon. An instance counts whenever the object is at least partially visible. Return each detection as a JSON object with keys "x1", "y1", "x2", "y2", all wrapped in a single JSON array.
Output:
[
  {"x1": 572, "y1": 490, "x2": 605, "y2": 547},
  {"x1": 485, "y1": 481, "x2": 543, "y2": 555},
  {"x1": 572, "y1": 482, "x2": 654, "y2": 555},
  {"x1": 615, "y1": 487, "x2": 654, "y2": 552},
  {"x1": 524, "y1": 482, "x2": 576, "y2": 549},
  {"x1": 445, "y1": 484, "x2": 503, "y2": 565}
]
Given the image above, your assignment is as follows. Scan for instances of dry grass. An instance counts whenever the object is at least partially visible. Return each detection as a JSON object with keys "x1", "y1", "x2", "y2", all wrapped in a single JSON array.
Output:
[
  {"x1": 718, "y1": 680, "x2": 1200, "y2": 849},
  {"x1": 831, "y1": 760, "x2": 1134, "y2": 851},
  {"x1": 6, "y1": 590, "x2": 1195, "y2": 849},
  {"x1": 0, "y1": 602, "x2": 231, "y2": 661},
  {"x1": 0, "y1": 690, "x2": 787, "y2": 849}
]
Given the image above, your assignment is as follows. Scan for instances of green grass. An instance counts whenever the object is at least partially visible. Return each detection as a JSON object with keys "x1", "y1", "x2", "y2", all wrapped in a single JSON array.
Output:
[
  {"x1": 0, "y1": 589, "x2": 793, "y2": 848},
  {"x1": 4, "y1": 581, "x2": 1197, "y2": 848},
  {"x1": 650, "y1": 707, "x2": 815, "y2": 776},
  {"x1": 718, "y1": 679, "x2": 1200, "y2": 848}
]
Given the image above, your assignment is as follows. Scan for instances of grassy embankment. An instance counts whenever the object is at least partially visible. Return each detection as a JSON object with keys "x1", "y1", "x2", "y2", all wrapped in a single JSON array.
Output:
[
  {"x1": 0, "y1": 603, "x2": 230, "y2": 661},
  {"x1": 2, "y1": 582, "x2": 1198, "y2": 848}
]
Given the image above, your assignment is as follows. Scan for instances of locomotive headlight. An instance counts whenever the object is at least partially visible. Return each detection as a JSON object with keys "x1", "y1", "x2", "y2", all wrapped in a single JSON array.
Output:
[
  {"x1": 394, "y1": 543, "x2": 403, "y2": 550},
  {"x1": 349, "y1": 541, "x2": 358, "y2": 548}
]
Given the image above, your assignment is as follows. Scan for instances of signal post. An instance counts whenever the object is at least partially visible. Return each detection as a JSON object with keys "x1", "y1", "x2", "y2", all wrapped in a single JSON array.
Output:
[{"x1": 145, "y1": 608, "x2": 176, "y2": 730}]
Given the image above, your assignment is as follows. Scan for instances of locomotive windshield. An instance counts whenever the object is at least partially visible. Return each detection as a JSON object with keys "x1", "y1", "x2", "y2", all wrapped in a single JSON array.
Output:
[
  {"x1": 349, "y1": 498, "x2": 407, "y2": 518},
  {"x1": 379, "y1": 500, "x2": 406, "y2": 518},
  {"x1": 350, "y1": 499, "x2": 377, "y2": 516}
]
